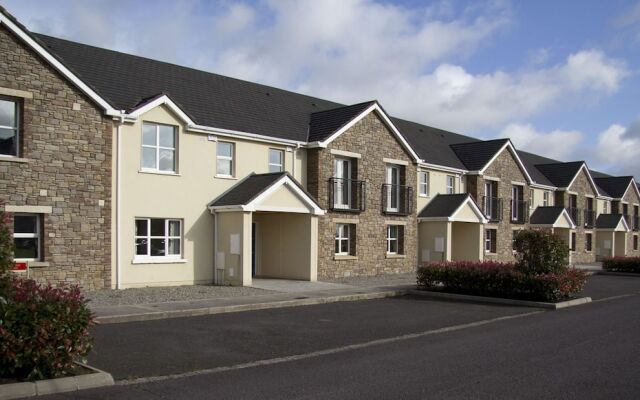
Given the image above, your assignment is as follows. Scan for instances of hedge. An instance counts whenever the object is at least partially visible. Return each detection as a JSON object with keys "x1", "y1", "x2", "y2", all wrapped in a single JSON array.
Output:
[
  {"x1": 602, "y1": 257, "x2": 640, "y2": 273},
  {"x1": 417, "y1": 261, "x2": 588, "y2": 302}
]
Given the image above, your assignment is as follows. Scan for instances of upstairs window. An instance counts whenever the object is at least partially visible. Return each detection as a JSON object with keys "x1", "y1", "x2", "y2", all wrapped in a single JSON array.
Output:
[
  {"x1": 446, "y1": 175, "x2": 455, "y2": 194},
  {"x1": 543, "y1": 191, "x2": 551, "y2": 206},
  {"x1": 141, "y1": 123, "x2": 177, "y2": 172},
  {"x1": 0, "y1": 97, "x2": 20, "y2": 156},
  {"x1": 268, "y1": 149, "x2": 284, "y2": 173},
  {"x1": 216, "y1": 142, "x2": 235, "y2": 177},
  {"x1": 419, "y1": 171, "x2": 429, "y2": 197},
  {"x1": 13, "y1": 214, "x2": 41, "y2": 261}
]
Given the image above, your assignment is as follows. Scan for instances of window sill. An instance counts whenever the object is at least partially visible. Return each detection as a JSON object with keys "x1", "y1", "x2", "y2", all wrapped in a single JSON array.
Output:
[
  {"x1": 28, "y1": 261, "x2": 50, "y2": 268},
  {"x1": 385, "y1": 253, "x2": 406, "y2": 259},
  {"x1": 419, "y1": 194, "x2": 429, "y2": 198},
  {"x1": 139, "y1": 170, "x2": 181, "y2": 176},
  {"x1": 215, "y1": 175, "x2": 237, "y2": 180},
  {"x1": 0, "y1": 155, "x2": 30, "y2": 164},
  {"x1": 334, "y1": 255, "x2": 358, "y2": 261},
  {"x1": 132, "y1": 258, "x2": 188, "y2": 265}
]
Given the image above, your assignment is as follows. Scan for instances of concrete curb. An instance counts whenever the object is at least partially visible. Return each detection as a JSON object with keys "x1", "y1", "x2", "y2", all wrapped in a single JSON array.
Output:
[
  {"x1": 409, "y1": 290, "x2": 592, "y2": 310},
  {"x1": 95, "y1": 289, "x2": 410, "y2": 324},
  {"x1": 0, "y1": 363, "x2": 114, "y2": 400},
  {"x1": 596, "y1": 271, "x2": 640, "y2": 278}
]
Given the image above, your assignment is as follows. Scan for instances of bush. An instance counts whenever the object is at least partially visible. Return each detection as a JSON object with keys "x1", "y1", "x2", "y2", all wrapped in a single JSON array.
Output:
[
  {"x1": 602, "y1": 257, "x2": 640, "y2": 273},
  {"x1": 0, "y1": 209, "x2": 13, "y2": 293},
  {"x1": 513, "y1": 230, "x2": 569, "y2": 275},
  {"x1": 0, "y1": 277, "x2": 94, "y2": 381},
  {"x1": 417, "y1": 261, "x2": 588, "y2": 302}
]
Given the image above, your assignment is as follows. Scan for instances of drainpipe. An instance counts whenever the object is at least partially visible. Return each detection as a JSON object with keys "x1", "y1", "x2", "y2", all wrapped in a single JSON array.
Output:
[
  {"x1": 115, "y1": 111, "x2": 125, "y2": 289},
  {"x1": 292, "y1": 143, "x2": 300, "y2": 179}
]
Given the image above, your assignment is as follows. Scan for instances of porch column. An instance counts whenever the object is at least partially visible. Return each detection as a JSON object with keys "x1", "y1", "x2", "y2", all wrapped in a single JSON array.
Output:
[
  {"x1": 309, "y1": 215, "x2": 318, "y2": 282},
  {"x1": 445, "y1": 221, "x2": 452, "y2": 261},
  {"x1": 241, "y1": 211, "x2": 253, "y2": 286},
  {"x1": 477, "y1": 224, "x2": 485, "y2": 261}
]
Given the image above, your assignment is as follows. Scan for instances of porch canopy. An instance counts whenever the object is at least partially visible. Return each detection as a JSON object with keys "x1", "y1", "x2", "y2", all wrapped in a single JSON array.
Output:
[
  {"x1": 208, "y1": 172, "x2": 324, "y2": 286},
  {"x1": 417, "y1": 194, "x2": 487, "y2": 262},
  {"x1": 595, "y1": 214, "x2": 630, "y2": 259},
  {"x1": 529, "y1": 206, "x2": 576, "y2": 229}
]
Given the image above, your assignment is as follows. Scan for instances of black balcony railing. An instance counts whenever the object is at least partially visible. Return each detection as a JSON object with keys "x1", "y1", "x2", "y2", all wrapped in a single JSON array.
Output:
[
  {"x1": 584, "y1": 210, "x2": 596, "y2": 229},
  {"x1": 567, "y1": 207, "x2": 581, "y2": 226},
  {"x1": 633, "y1": 216, "x2": 639, "y2": 232},
  {"x1": 482, "y1": 196, "x2": 503, "y2": 222},
  {"x1": 381, "y1": 184, "x2": 413, "y2": 216},
  {"x1": 510, "y1": 200, "x2": 529, "y2": 224},
  {"x1": 328, "y1": 178, "x2": 366, "y2": 212}
]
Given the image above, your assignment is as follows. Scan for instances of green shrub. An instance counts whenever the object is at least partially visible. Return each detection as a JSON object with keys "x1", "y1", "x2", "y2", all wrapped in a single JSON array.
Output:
[
  {"x1": 513, "y1": 230, "x2": 569, "y2": 275},
  {"x1": 0, "y1": 209, "x2": 13, "y2": 292},
  {"x1": 0, "y1": 277, "x2": 94, "y2": 381},
  {"x1": 602, "y1": 257, "x2": 640, "y2": 273},
  {"x1": 417, "y1": 261, "x2": 588, "y2": 302}
]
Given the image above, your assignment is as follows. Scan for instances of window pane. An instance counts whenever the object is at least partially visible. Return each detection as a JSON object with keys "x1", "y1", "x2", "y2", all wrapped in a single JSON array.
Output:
[
  {"x1": 168, "y1": 239, "x2": 181, "y2": 255},
  {"x1": 268, "y1": 164, "x2": 281, "y2": 173},
  {"x1": 14, "y1": 238, "x2": 38, "y2": 259},
  {"x1": 340, "y1": 239, "x2": 348, "y2": 254},
  {"x1": 150, "y1": 219, "x2": 165, "y2": 236},
  {"x1": 135, "y1": 238, "x2": 147, "y2": 255},
  {"x1": 217, "y1": 142, "x2": 233, "y2": 157},
  {"x1": 135, "y1": 219, "x2": 148, "y2": 236},
  {"x1": 141, "y1": 147, "x2": 157, "y2": 169},
  {"x1": 0, "y1": 99, "x2": 16, "y2": 127},
  {"x1": 168, "y1": 220, "x2": 180, "y2": 237},
  {"x1": 14, "y1": 215, "x2": 37, "y2": 234},
  {"x1": 158, "y1": 125, "x2": 175, "y2": 147},
  {"x1": 142, "y1": 124, "x2": 157, "y2": 146},
  {"x1": 269, "y1": 150, "x2": 282, "y2": 165},
  {"x1": 0, "y1": 127, "x2": 17, "y2": 156},
  {"x1": 158, "y1": 149, "x2": 175, "y2": 171},
  {"x1": 217, "y1": 159, "x2": 231, "y2": 175},
  {"x1": 150, "y1": 239, "x2": 165, "y2": 256},
  {"x1": 335, "y1": 240, "x2": 340, "y2": 254}
]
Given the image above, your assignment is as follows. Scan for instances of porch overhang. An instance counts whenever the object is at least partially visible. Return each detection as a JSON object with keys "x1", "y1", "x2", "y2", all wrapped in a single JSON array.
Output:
[
  {"x1": 529, "y1": 206, "x2": 576, "y2": 229},
  {"x1": 418, "y1": 194, "x2": 487, "y2": 224},
  {"x1": 595, "y1": 214, "x2": 630, "y2": 232}
]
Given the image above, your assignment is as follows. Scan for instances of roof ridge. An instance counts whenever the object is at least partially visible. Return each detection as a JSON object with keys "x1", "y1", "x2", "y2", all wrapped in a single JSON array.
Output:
[{"x1": 309, "y1": 100, "x2": 377, "y2": 116}]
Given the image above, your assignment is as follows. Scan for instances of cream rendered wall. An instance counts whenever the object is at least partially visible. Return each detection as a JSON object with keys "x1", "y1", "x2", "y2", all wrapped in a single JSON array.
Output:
[
  {"x1": 117, "y1": 105, "x2": 302, "y2": 288},
  {"x1": 596, "y1": 231, "x2": 613, "y2": 259},
  {"x1": 597, "y1": 199, "x2": 611, "y2": 215},
  {"x1": 454, "y1": 203, "x2": 480, "y2": 221},
  {"x1": 417, "y1": 168, "x2": 465, "y2": 212},
  {"x1": 451, "y1": 222, "x2": 483, "y2": 261},
  {"x1": 530, "y1": 188, "x2": 554, "y2": 209},
  {"x1": 418, "y1": 221, "x2": 451, "y2": 263},
  {"x1": 615, "y1": 231, "x2": 627, "y2": 256},
  {"x1": 216, "y1": 211, "x2": 251, "y2": 286}
]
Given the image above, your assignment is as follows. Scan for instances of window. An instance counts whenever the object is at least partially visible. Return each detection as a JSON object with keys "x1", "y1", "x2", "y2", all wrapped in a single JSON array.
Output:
[
  {"x1": 0, "y1": 97, "x2": 20, "y2": 156},
  {"x1": 268, "y1": 149, "x2": 284, "y2": 173},
  {"x1": 529, "y1": 189, "x2": 534, "y2": 211},
  {"x1": 385, "y1": 165, "x2": 400, "y2": 212},
  {"x1": 141, "y1": 123, "x2": 177, "y2": 172},
  {"x1": 512, "y1": 230, "x2": 519, "y2": 250},
  {"x1": 485, "y1": 229, "x2": 497, "y2": 253},
  {"x1": 543, "y1": 191, "x2": 551, "y2": 207},
  {"x1": 216, "y1": 142, "x2": 235, "y2": 176},
  {"x1": 335, "y1": 224, "x2": 352, "y2": 255},
  {"x1": 13, "y1": 214, "x2": 41, "y2": 261},
  {"x1": 135, "y1": 218, "x2": 182, "y2": 258},
  {"x1": 334, "y1": 158, "x2": 352, "y2": 208},
  {"x1": 446, "y1": 175, "x2": 455, "y2": 194},
  {"x1": 419, "y1": 171, "x2": 429, "y2": 197},
  {"x1": 511, "y1": 185, "x2": 523, "y2": 221},
  {"x1": 386, "y1": 225, "x2": 403, "y2": 254},
  {"x1": 586, "y1": 233, "x2": 593, "y2": 252},
  {"x1": 634, "y1": 235, "x2": 638, "y2": 251},
  {"x1": 604, "y1": 201, "x2": 610, "y2": 214},
  {"x1": 484, "y1": 180, "x2": 499, "y2": 220},
  {"x1": 571, "y1": 232, "x2": 576, "y2": 252}
]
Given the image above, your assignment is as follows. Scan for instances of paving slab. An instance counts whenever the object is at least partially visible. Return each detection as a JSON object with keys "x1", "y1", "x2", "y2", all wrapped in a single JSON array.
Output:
[{"x1": 251, "y1": 278, "x2": 354, "y2": 292}]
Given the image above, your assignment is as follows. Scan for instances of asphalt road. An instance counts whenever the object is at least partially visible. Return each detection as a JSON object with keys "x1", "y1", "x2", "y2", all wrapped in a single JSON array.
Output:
[{"x1": 40, "y1": 275, "x2": 640, "y2": 399}]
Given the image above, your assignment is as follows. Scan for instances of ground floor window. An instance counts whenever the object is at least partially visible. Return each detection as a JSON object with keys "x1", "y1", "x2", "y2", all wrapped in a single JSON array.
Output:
[
  {"x1": 634, "y1": 235, "x2": 638, "y2": 251},
  {"x1": 135, "y1": 218, "x2": 182, "y2": 258},
  {"x1": 571, "y1": 232, "x2": 577, "y2": 252},
  {"x1": 485, "y1": 229, "x2": 497, "y2": 253},
  {"x1": 13, "y1": 214, "x2": 41, "y2": 261},
  {"x1": 335, "y1": 224, "x2": 354, "y2": 255},
  {"x1": 586, "y1": 233, "x2": 593, "y2": 252},
  {"x1": 386, "y1": 225, "x2": 404, "y2": 254}
]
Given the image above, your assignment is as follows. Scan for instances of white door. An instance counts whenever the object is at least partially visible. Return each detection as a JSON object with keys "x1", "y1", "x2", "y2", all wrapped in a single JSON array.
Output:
[
  {"x1": 386, "y1": 165, "x2": 399, "y2": 212},
  {"x1": 334, "y1": 158, "x2": 351, "y2": 208}
]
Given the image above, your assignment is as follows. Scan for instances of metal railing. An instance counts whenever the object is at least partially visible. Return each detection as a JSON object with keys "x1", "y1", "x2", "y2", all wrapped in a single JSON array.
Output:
[
  {"x1": 328, "y1": 178, "x2": 366, "y2": 212},
  {"x1": 567, "y1": 207, "x2": 581, "y2": 226},
  {"x1": 381, "y1": 184, "x2": 413, "y2": 215},
  {"x1": 633, "y1": 216, "x2": 640, "y2": 232},
  {"x1": 511, "y1": 200, "x2": 529, "y2": 224},
  {"x1": 584, "y1": 210, "x2": 596, "y2": 229},
  {"x1": 482, "y1": 196, "x2": 503, "y2": 222}
]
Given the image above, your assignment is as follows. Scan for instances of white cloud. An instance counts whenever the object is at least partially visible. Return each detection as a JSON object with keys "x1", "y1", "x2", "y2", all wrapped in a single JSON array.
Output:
[
  {"x1": 498, "y1": 123, "x2": 584, "y2": 161},
  {"x1": 593, "y1": 123, "x2": 640, "y2": 178}
]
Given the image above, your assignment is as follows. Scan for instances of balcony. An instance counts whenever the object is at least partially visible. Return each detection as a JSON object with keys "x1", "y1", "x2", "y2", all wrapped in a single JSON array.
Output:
[
  {"x1": 510, "y1": 200, "x2": 529, "y2": 224},
  {"x1": 567, "y1": 207, "x2": 581, "y2": 226},
  {"x1": 482, "y1": 196, "x2": 503, "y2": 223},
  {"x1": 381, "y1": 184, "x2": 413, "y2": 216},
  {"x1": 584, "y1": 210, "x2": 596, "y2": 229},
  {"x1": 633, "y1": 216, "x2": 640, "y2": 232},
  {"x1": 328, "y1": 178, "x2": 366, "y2": 212}
]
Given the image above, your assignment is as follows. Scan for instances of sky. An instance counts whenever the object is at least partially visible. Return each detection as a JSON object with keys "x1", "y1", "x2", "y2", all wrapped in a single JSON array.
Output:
[{"x1": 3, "y1": 0, "x2": 640, "y2": 178}]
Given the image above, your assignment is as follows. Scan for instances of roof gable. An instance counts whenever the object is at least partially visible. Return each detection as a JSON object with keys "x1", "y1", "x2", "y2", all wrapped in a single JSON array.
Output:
[
  {"x1": 534, "y1": 161, "x2": 584, "y2": 188},
  {"x1": 529, "y1": 207, "x2": 576, "y2": 228},
  {"x1": 596, "y1": 214, "x2": 630, "y2": 231},
  {"x1": 418, "y1": 194, "x2": 487, "y2": 223},
  {"x1": 308, "y1": 101, "x2": 376, "y2": 142},
  {"x1": 450, "y1": 139, "x2": 509, "y2": 171}
]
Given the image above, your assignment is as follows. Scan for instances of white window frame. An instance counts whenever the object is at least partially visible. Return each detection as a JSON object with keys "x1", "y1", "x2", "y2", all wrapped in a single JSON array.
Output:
[
  {"x1": 511, "y1": 185, "x2": 523, "y2": 221},
  {"x1": 216, "y1": 141, "x2": 235, "y2": 177},
  {"x1": 385, "y1": 165, "x2": 400, "y2": 212},
  {"x1": 446, "y1": 175, "x2": 455, "y2": 194},
  {"x1": 268, "y1": 148, "x2": 284, "y2": 173},
  {"x1": 140, "y1": 122, "x2": 177, "y2": 173},
  {"x1": 543, "y1": 191, "x2": 550, "y2": 207},
  {"x1": 387, "y1": 225, "x2": 400, "y2": 254},
  {"x1": 335, "y1": 224, "x2": 351, "y2": 255},
  {"x1": 419, "y1": 171, "x2": 429, "y2": 197},
  {"x1": 484, "y1": 181, "x2": 497, "y2": 219},
  {"x1": 0, "y1": 97, "x2": 20, "y2": 157},
  {"x1": 13, "y1": 213, "x2": 40, "y2": 261},
  {"x1": 485, "y1": 229, "x2": 496, "y2": 253},
  {"x1": 333, "y1": 158, "x2": 352, "y2": 209},
  {"x1": 134, "y1": 218, "x2": 182, "y2": 259}
]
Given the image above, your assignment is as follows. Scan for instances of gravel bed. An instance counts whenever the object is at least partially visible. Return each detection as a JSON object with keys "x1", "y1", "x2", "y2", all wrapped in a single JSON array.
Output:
[
  {"x1": 84, "y1": 285, "x2": 273, "y2": 307},
  {"x1": 323, "y1": 272, "x2": 416, "y2": 287}
]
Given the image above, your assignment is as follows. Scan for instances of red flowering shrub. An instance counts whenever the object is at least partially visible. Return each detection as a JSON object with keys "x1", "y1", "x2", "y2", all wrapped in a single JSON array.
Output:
[
  {"x1": 0, "y1": 277, "x2": 94, "y2": 381},
  {"x1": 417, "y1": 261, "x2": 588, "y2": 302},
  {"x1": 602, "y1": 257, "x2": 640, "y2": 273}
]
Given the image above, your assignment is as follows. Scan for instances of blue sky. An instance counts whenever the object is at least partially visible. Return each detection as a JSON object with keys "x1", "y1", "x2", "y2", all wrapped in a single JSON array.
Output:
[{"x1": 3, "y1": 0, "x2": 640, "y2": 177}]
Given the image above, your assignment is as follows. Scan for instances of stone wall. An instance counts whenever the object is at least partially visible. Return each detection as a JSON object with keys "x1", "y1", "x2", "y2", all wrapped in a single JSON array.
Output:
[
  {"x1": 308, "y1": 112, "x2": 417, "y2": 278},
  {"x1": 0, "y1": 26, "x2": 112, "y2": 289},
  {"x1": 620, "y1": 184, "x2": 640, "y2": 256},
  {"x1": 564, "y1": 169, "x2": 597, "y2": 264}
]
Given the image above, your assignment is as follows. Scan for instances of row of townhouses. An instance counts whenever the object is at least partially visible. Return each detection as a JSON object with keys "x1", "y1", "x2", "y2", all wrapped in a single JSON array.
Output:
[{"x1": 1, "y1": 8, "x2": 638, "y2": 289}]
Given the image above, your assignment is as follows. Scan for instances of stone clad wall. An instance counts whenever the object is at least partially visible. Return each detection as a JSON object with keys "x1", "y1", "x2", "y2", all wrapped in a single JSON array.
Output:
[
  {"x1": 0, "y1": 26, "x2": 112, "y2": 289},
  {"x1": 621, "y1": 185, "x2": 640, "y2": 256},
  {"x1": 308, "y1": 112, "x2": 417, "y2": 278},
  {"x1": 565, "y1": 170, "x2": 597, "y2": 264}
]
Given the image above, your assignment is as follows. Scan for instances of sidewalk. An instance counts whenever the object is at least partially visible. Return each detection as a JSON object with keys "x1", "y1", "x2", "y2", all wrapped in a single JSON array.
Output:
[{"x1": 92, "y1": 281, "x2": 414, "y2": 324}]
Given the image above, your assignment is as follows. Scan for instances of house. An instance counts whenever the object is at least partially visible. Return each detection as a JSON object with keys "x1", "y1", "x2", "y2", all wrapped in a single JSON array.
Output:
[{"x1": 1, "y1": 6, "x2": 638, "y2": 289}]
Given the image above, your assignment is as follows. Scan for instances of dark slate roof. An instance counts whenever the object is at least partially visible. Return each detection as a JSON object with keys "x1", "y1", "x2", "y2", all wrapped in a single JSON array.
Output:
[
  {"x1": 593, "y1": 176, "x2": 634, "y2": 199},
  {"x1": 596, "y1": 214, "x2": 626, "y2": 230},
  {"x1": 534, "y1": 161, "x2": 585, "y2": 188},
  {"x1": 418, "y1": 194, "x2": 473, "y2": 218},
  {"x1": 209, "y1": 172, "x2": 287, "y2": 207},
  {"x1": 516, "y1": 151, "x2": 558, "y2": 186},
  {"x1": 529, "y1": 207, "x2": 567, "y2": 225},
  {"x1": 308, "y1": 101, "x2": 376, "y2": 142},
  {"x1": 449, "y1": 139, "x2": 510, "y2": 171}
]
